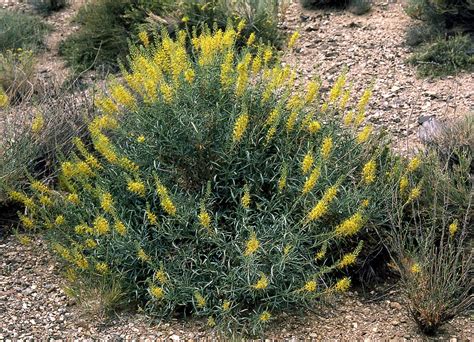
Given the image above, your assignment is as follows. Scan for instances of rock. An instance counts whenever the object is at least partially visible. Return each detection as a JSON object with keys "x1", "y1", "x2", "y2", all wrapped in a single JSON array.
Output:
[{"x1": 389, "y1": 302, "x2": 402, "y2": 310}]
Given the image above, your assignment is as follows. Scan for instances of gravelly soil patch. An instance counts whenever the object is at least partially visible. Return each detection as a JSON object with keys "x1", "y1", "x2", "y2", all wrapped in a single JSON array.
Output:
[
  {"x1": 281, "y1": 1, "x2": 473, "y2": 153},
  {"x1": 1, "y1": 235, "x2": 472, "y2": 340}
]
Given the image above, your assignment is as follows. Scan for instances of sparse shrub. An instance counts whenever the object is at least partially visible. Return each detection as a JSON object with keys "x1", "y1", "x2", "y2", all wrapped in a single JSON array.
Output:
[
  {"x1": 12, "y1": 28, "x2": 403, "y2": 334},
  {"x1": 408, "y1": 35, "x2": 474, "y2": 77},
  {"x1": 29, "y1": 0, "x2": 68, "y2": 14},
  {"x1": 180, "y1": 0, "x2": 285, "y2": 47},
  {"x1": 386, "y1": 148, "x2": 472, "y2": 335},
  {"x1": 0, "y1": 49, "x2": 37, "y2": 103},
  {"x1": 348, "y1": 0, "x2": 372, "y2": 15},
  {"x1": 0, "y1": 10, "x2": 49, "y2": 52},
  {"x1": 405, "y1": 24, "x2": 443, "y2": 47},
  {"x1": 300, "y1": 0, "x2": 372, "y2": 15},
  {"x1": 59, "y1": 0, "x2": 172, "y2": 72}
]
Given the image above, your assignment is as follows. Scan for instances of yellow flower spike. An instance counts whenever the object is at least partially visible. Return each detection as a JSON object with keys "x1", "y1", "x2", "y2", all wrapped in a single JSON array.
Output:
[
  {"x1": 100, "y1": 192, "x2": 114, "y2": 213},
  {"x1": 252, "y1": 273, "x2": 268, "y2": 290},
  {"x1": 84, "y1": 239, "x2": 97, "y2": 248},
  {"x1": 283, "y1": 244, "x2": 292, "y2": 256},
  {"x1": 150, "y1": 285, "x2": 164, "y2": 300},
  {"x1": 146, "y1": 208, "x2": 158, "y2": 226},
  {"x1": 301, "y1": 151, "x2": 314, "y2": 175},
  {"x1": 244, "y1": 232, "x2": 260, "y2": 256},
  {"x1": 194, "y1": 291, "x2": 206, "y2": 308},
  {"x1": 184, "y1": 69, "x2": 195, "y2": 83},
  {"x1": 343, "y1": 111, "x2": 354, "y2": 127},
  {"x1": 95, "y1": 262, "x2": 109, "y2": 274},
  {"x1": 181, "y1": 15, "x2": 189, "y2": 23},
  {"x1": 241, "y1": 184, "x2": 251, "y2": 209},
  {"x1": 407, "y1": 157, "x2": 421, "y2": 173},
  {"x1": 127, "y1": 180, "x2": 146, "y2": 197},
  {"x1": 357, "y1": 125, "x2": 373, "y2": 144},
  {"x1": 288, "y1": 31, "x2": 300, "y2": 49},
  {"x1": 357, "y1": 87, "x2": 373, "y2": 114},
  {"x1": 339, "y1": 87, "x2": 351, "y2": 110},
  {"x1": 207, "y1": 316, "x2": 216, "y2": 328},
  {"x1": 222, "y1": 300, "x2": 231, "y2": 311},
  {"x1": 362, "y1": 159, "x2": 376, "y2": 185},
  {"x1": 20, "y1": 215, "x2": 34, "y2": 229},
  {"x1": 137, "y1": 135, "x2": 145, "y2": 143},
  {"x1": 138, "y1": 31, "x2": 149, "y2": 47},
  {"x1": 305, "y1": 80, "x2": 320, "y2": 104},
  {"x1": 31, "y1": 113, "x2": 44, "y2": 134},
  {"x1": 110, "y1": 84, "x2": 136, "y2": 109},
  {"x1": 55, "y1": 215, "x2": 65, "y2": 225},
  {"x1": 335, "y1": 277, "x2": 351, "y2": 292},
  {"x1": 307, "y1": 120, "x2": 321, "y2": 134},
  {"x1": 265, "y1": 107, "x2": 280, "y2": 126},
  {"x1": 74, "y1": 223, "x2": 88, "y2": 234},
  {"x1": 75, "y1": 253, "x2": 89, "y2": 270},
  {"x1": 303, "y1": 280, "x2": 317, "y2": 292},
  {"x1": 335, "y1": 212, "x2": 364, "y2": 237},
  {"x1": 306, "y1": 185, "x2": 338, "y2": 222},
  {"x1": 399, "y1": 176, "x2": 409, "y2": 193},
  {"x1": 39, "y1": 195, "x2": 53, "y2": 207},
  {"x1": 251, "y1": 55, "x2": 262, "y2": 75},
  {"x1": 155, "y1": 268, "x2": 167, "y2": 284},
  {"x1": 407, "y1": 185, "x2": 422, "y2": 202},
  {"x1": 315, "y1": 242, "x2": 327, "y2": 260},
  {"x1": 95, "y1": 96, "x2": 119, "y2": 115},
  {"x1": 320, "y1": 102, "x2": 329, "y2": 113},
  {"x1": 137, "y1": 248, "x2": 150, "y2": 262},
  {"x1": 259, "y1": 311, "x2": 271, "y2": 322},
  {"x1": 232, "y1": 112, "x2": 249, "y2": 143},
  {"x1": 449, "y1": 219, "x2": 458, "y2": 237},
  {"x1": 119, "y1": 157, "x2": 139, "y2": 172},
  {"x1": 246, "y1": 32, "x2": 256, "y2": 46},
  {"x1": 286, "y1": 111, "x2": 298, "y2": 133},
  {"x1": 302, "y1": 166, "x2": 321, "y2": 194},
  {"x1": 237, "y1": 19, "x2": 246, "y2": 34},
  {"x1": 93, "y1": 216, "x2": 109, "y2": 235},
  {"x1": 265, "y1": 126, "x2": 277, "y2": 144},
  {"x1": 220, "y1": 50, "x2": 234, "y2": 88},
  {"x1": 198, "y1": 206, "x2": 211, "y2": 229},
  {"x1": 31, "y1": 180, "x2": 50, "y2": 193},
  {"x1": 0, "y1": 88, "x2": 8, "y2": 108},
  {"x1": 278, "y1": 164, "x2": 288, "y2": 192},
  {"x1": 321, "y1": 136, "x2": 333, "y2": 160},
  {"x1": 410, "y1": 263, "x2": 421, "y2": 274},
  {"x1": 160, "y1": 82, "x2": 174, "y2": 103},
  {"x1": 263, "y1": 46, "x2": 273, "y2": 64},
  {"x1": 329, "y1": 71, "x2": 347, "y2": 103},
  {"x1": 114, "y1": 220, "x2": 127, "y2": 236}
]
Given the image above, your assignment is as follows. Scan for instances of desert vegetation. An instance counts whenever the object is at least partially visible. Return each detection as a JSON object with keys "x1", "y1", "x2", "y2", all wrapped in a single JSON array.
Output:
[{"x1": 0, "y1": 0, "x2": 472, "y2": 339}]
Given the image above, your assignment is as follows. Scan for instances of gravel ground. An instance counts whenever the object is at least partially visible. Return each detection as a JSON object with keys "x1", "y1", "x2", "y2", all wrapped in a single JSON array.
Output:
[
  {"x1": 1, "y1": 235, "x2": 472, "y2": 340},
  {"x1": 281, "y1": 1, "x2": 473, "y2": 152}
]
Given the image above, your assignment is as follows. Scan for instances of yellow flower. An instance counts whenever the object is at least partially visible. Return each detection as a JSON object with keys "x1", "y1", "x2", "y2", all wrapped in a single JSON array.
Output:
[
  {"x1": 302, "y1": 166, "x2": 321, "y2": 194},
  {"x1": 160, "y1": 82, "x2": 174, "y2": 103},
  {"x1": 252, "y1": 55, "x2": 262, "y2": 75},
  {"x1": 320, "y1": 137, "x2": 333, "y2": 160},
  {"x1": 220, "y1": 51, "x2": 234, "y2": 88},
  {"x1": 288, "y1": 31, "x2": 300, "y2": 49},
  {"x1": 305, "y1": 81, "x2": 320, "y2": 104},
  {"x1": 31, "y1": 181, "x2": 49, "y2": 194},
  {"x1": 74, "y1": 223, "x2": 88, "y2": 234},
  {"x1": 20, "y1": 215, "x2": 34, "y2": 229},
  {"x1": 357, "y1": 125, "x2": 373, "y2": 143},
  {"x1": 75, "y1": 253, "x2": 89, "y2": 270},
  {"x1": 361, "y1": 199, "x2": 370, "y2": 208},
  {"x1": 410, "y1": 263, "x2": 421, "y2": 274},
  {"x1": 181, "y1": 15, "x2": 189, "y2": 23},
  {"x1": 18, "y1": 235, "x2": 32, "y2": 245},
  {"x1": 76, "y1": 161, "x2": 94, "y2": 178},
  {"x1": 114, "y1": 220, "x2": 127, "y2": 236},
  {"x1": 137, "y1": 135, "x2": 145, "y2": 143},
  {"x1": 244, "y1": 232, "x2": 260, "y2": 256},
  {"x1": 93, "y1": 216, "x2": 109, "y2": 235},
  {"x1": 259, "y1": 311, "x2": 271, "y2": 322},
  {"x1": 146, "y1": 209, "x2": 158, "y2": 226},
  {"x1": 128, "y1": 180, "x2": 146, "y2": 197},
  {"x1": 307, "y1": 185, "x2": 338, "y2": 222},
  {"x1": 198, "y1": 207, "x2": 211, "y2": 229},
  {"x1": 39, "y1": 195, "x2": 53, "y2": 207},
  {"x1": 84, "y1": 239, "x2": 97, "y2": 248},
  {"x1": 222, "y1": 300, "x2": 231, "y2": 311},
  {"x1": 67, "y1": 193, "x2": 80, "y2": 205},
  {"x1": 307, "y1": 120, "x2": 321, "y2": 134},
  {"x1": 343, "y1": 111, "x2": 354, "y2": 126},
  {"x1": 408, "y1": 185, "x2": 421, "y2": 202},
  {"x1": 278, "y1": 165, "x2": 288, "y2": 192},
  {"x1": 155, "y1": 269, "x2": 167, "y2": 283},
  {"x1": 263, "y1": 46, "x2": 273, "y2": 64},
  {"x1": 232, "y1": 112, "x2": 249, "y2": 143},
  {"x1": 301, "y1": 151, "x2": 314, "y2": 175},
  {"x1": 338, "y1": 252, "x2": 357, "y2": 268},
  {"x1": 194, "y1": 291, "x2": 206, "y2": 308},
  {"x1": 335, "y1": 277, "x2": 351, "y2": 292},
  {"x1": 55, "y1": 215, "x2": 65, "y2": 225},
  {"x1": 362, "y1": 159, "x2": 376, "y2": 185},
  {"x1": 241, "y1": 185, "x2": 251, "y2": 209},
  {"x1": 399, "y1": 176, "x2": 409, "y2": 193},
  {"x1": 286, "y1": 111, "x2": 298, "y2": 133},
  {"x1": 0, "y1": 88, "x2": 8, "y2": 108},
  {"x1": 150, "y1": 286, "x2": 164, "y2": 299},
  {"x1": 184, "y1": 69, "x2": 195, "y2": 83},
  {"x1": 155, "y1": 178, "x2": 177, "y2": 216},
  {"x1": 449, "y1": 219, "x2": 458, "y2": 237},
  {"x1": 31, "y1": 113, "x2": 44, "y2": 134},
  {"x1": 303, "y1": 280, "x2": 317, "y2": 292},
  {"x1": 357, "y1": 87, "x2": 372, "y2": 114},
  {"x1": 335, "y1": 212, "x2": 364, "y2": 237},
  {"x1": 315, "y1": 243, "x2": 327, "y2": 260},
  {"x1": 283, "y1": 244, "x2": 292, "y2": 256},
  {"x1": 252, "y1": 273, "x2": 268, "y2": 290},
  {"x1": 95, "y1": 96, "x2": 118, "y2": 115},
  {"x1": 246, "y1": 32, "x2": 256, "y2": 46},
  {"x1": 265, "y1": 108, "x2": 280, "y2": 126},
  {"x1": 207, "y1": 316, "x2": 216, "y2": 327},
  {"x1": 110, "y1": 84, "x2": 136, "y2": 109},
  {"x1": 237, "y1": 19, "x2": 246, "y2": 34},
  {"x1": 100, "y1": 192, "x2": 114, "y2": 213},
  {"x1": 407, "y1": 157, "x2": 421, "y2": 173},
  {"x1": 339, "y1": 87, "x2": 351, "y2": 109},
  {"x1": 138, "y1": 31, "x2": 149, "y2": 47},
  {"x1": 95, "y1": 262, "x2": 108, "y2": 274},
  {"x1": 329, "y1": 71, "x2": 347, "y2": 103},
  {"x1": 137, "y1": 248, "x2": 150, "y2": 262}
]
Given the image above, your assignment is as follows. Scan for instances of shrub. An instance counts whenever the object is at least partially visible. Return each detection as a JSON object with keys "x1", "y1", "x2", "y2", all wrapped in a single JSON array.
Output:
[
  {"x1": 300, "y1": 0, "x2": 371, "y2": 15},
  {"x1": 386, "y1": 149, "x2": 472, "y2": 335},
  {"x1": 405, "y1": 24, "x2": 443, "y2": 47},
  {"x1": 408, "y1": 35, "x2": 474, "y2": 77},
  {"x1": 13, "y1": 28, "x2": 402, "y2": 334},
  {"x1": 0, "y1": 49, "x2": 37, "y2": 103},
  {"x1": 0, "y1": 10, "x2": 49, "y2": 52},
  {"x1": 29, "y1": 0, "x2": 68, "y2": 14},
  {"x1": 59, "y1": 0, "x2": 172, "y2": 72},
  {"x1": 180, "y1": 0, "x2": 285, "y2": 47}
]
